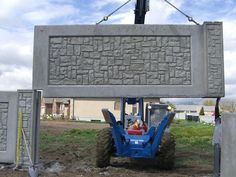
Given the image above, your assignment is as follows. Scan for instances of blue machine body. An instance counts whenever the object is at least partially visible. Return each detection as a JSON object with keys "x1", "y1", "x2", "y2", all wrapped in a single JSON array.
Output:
[{"x1": 102, "y1": 107, "x2": 175, "y2": 158}]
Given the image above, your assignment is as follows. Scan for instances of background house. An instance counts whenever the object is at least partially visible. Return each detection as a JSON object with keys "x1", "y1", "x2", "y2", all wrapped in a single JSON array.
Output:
[
  {"x1": 41, "y1": 98, "x2": 160, "y2": 121},
  {"x1": 175, "y1": 105, "x2": 215, "y2": 123},
  {"x1": 41, "y1": 98, "x2": 72, "y2": 119},
  {"x1": 41, "y1": 99, "x2": 215, "y2": 123}
]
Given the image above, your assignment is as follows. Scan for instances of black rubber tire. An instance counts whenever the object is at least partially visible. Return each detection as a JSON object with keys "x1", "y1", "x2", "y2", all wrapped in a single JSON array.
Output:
[
  {"x1": 96, "y1": 127, "x2": 112, "y2": 168},
  {"x1": 155, "y1": 132, "x2": 176, "y2": 170}
]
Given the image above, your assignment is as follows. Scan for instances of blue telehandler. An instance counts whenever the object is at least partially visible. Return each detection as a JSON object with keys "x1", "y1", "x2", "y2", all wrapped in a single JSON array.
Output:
[{"x1": 96, "y1": 98, "x2": 175, "y2": 169}]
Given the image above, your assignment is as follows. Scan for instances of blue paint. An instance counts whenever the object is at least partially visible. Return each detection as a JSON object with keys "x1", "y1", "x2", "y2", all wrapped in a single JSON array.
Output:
[{"x1": 102, "y1": 109, "x2": 174, "y2": 158}]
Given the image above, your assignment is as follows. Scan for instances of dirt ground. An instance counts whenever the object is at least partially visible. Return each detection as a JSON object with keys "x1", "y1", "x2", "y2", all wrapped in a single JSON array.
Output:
[{"x1": 0, "y1": 121, "x2": 212, "y2": 177}]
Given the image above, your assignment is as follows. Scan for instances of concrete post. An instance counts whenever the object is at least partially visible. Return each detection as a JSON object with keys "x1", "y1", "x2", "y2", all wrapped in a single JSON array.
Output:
[
  {"x1": 221, "y1": 113, "x2": 236, "y2": 177},
  {"x1": 213, "y1": 143, "x2": 221, "y2": 177}
]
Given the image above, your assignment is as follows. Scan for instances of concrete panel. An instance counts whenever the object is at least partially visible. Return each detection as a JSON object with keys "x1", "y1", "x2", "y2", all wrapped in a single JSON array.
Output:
[
  {"x1": 33, "y1": 22, "x2": 224, "y2": 98},
  {"x1": 221, "y1": 113, "x2": 236, "y2": 177},
  {"x1": 0, "y1": 90, "x2": 40, "y2": 166},
  {"x1": 0, "y1": 92, "x2": 18, "y2": 163}
]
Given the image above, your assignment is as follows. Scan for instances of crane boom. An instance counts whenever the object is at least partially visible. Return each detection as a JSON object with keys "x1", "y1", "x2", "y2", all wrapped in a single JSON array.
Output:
[{"x1": 134, "y1": 0, "x2": 149, "y2": 24}]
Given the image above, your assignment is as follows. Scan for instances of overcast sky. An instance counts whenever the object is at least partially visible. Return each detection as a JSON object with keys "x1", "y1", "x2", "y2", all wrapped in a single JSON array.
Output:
[{"x1": 0, "y1": 0, "x2": 235, "y2": 100}]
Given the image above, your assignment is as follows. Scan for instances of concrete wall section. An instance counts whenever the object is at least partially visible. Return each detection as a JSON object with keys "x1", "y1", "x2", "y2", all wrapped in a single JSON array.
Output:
[
  {"x1": 33, "y1": 22, "x2": 224, "y2": 98},
  {"x1": 0, "y1": 92, "x2": 18, "y2": 163},
  {"x1": 0, "y1": 90, "x2": 40, "y2": 165},
  {"x1": 221, "y1": 113, "x2": 236, "y2": 177}
]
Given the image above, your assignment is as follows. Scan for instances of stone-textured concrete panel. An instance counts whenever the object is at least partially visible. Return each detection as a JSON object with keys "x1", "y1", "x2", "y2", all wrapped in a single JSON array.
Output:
[
  {"x1": 33, "y1": 22, "x2": 224, "y2": 98},
  {"x1": 205, "y1": 23, "x2": 224, "y2": 97},
  {"x1": 0, "y1": 90, "x2": 40, "y2": 165},
  {"x1": 221, "y1": 113, "x2": 236, "y2": 177},
  {"x1": 48, "y1": 36, "x2": 191, "y2": 85},
  {"x1": 0, "y1": 103, "x2": 8, "y2": 151},
  {"x1": 0, "y1": 92, "x2": 17, "y2": 163}
]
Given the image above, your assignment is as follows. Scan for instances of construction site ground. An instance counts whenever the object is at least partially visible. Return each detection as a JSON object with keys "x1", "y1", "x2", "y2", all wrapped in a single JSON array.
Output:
[{"x1": 0, "y1": 120, "x2": 213, "y2": 177}]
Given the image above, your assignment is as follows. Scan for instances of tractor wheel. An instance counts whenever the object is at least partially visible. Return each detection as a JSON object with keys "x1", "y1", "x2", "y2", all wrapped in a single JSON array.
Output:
[
  {"x1": 96, "y1": 127, "x2": 113, "y2": 168},
  {"x1": 155, "y1": 132, "x2": 176, "y2": 170}
]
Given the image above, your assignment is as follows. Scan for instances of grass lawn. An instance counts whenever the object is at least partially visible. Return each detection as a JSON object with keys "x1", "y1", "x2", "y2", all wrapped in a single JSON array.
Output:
[
  {"x1": 40, "y1": 120, "x2": 214, "y2": 170},
  {"x1": 171, "y1": 120, "x2": 214, "y2": 168}
]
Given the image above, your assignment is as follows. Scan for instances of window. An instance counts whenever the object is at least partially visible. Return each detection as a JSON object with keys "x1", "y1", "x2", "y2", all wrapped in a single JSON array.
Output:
[
  {"x1": 132, "y1": 104, "x2": 137, "y2": 115},
  {"x1": 45, "y1": 104, "x2": 53, "y2": 114},
  {"x1": 190, "y1": 111, "x2": 197, "y2": 113},
  {"x1": 56, "y1": 103, "x2": 60, "y2": 114}
]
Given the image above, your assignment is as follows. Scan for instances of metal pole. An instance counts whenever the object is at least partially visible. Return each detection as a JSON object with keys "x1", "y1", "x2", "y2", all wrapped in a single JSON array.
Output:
[
  {"x1": 138, "y1": 98, "x2": 144, "y2": 120},
  {"x1": 120, "y1": 98, "x2": 126, "y2": 126}
]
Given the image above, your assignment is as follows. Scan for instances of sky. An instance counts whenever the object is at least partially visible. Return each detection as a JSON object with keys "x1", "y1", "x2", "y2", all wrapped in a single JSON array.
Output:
[{"x1": 0, "y1": 0, "x2": 235, "y2": 102}]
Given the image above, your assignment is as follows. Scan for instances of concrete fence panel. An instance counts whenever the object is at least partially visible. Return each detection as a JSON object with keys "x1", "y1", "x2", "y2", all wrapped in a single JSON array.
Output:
[
  {"x1": 0, "y1": 90, "x2": 40, "y2": 166},
  {"x1": 0, "y1": 92, "x2": 18, "y2": 163},
  {"x1": 33, "y1": 22, "x2": 224, "y2": 98}
]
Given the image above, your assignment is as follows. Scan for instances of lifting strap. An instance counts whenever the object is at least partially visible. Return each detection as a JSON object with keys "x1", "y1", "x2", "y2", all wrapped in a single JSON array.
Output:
[{"x1": 215, "y1": 98, "x2": 221, "y2": 123}]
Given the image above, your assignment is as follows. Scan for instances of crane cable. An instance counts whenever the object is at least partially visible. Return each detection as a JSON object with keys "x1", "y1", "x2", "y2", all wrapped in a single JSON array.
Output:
[
  {"x1": 96, "y1": 0, "x2": 133, "y2": 25},
  {"x1": 163, "y1": 0, "x2": 200, "y2": 25},
  {"x1": 96, "y1": 0, "x2": 200, "y2": 25}
]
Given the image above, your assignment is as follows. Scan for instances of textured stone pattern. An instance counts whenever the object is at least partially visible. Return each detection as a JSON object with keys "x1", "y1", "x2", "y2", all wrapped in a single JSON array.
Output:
[
  {"x1": 48, "y1": 36, "x2": 191, "y2": 85},
  {"x1": 18, "y1": 92, "x2": 33, "y2": 166},
  {"x1": 206, "y1": 23, "x2": 224, "y2": 96},
  {"x1": 0, "y1": 103, "x2": 8, "y2": 151}
]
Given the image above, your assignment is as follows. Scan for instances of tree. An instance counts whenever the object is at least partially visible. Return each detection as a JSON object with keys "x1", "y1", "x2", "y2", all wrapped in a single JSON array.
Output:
[
  {"x1": 166, "y1": 101, "x2": 176, "y2": 110},
  {"x1": 221, "y1": 100, "x2": 236, "y2": 113},
  {"x1": 203, "y1": 99, "x2": 215, "y2": 106},
  {"x1": 199, "y1": 106, "x2": 205, "y2": 116}
]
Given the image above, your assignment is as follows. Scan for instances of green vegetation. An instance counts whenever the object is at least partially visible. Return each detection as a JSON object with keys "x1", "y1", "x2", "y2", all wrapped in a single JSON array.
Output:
[
  {"x1": 40, "y1": 129, "x2": 98, "y2": 162},
  {"x1": 166, "y1": 101, "x2": 176, "y2": 110},
  {"x1": 40, "y1": 120, "x2": 214, "y2": 169},
  {"x1": 199, "y1": 106, "x2": 205, "y2": 116},
  {"x1": 203, "y1": 99, "x2": 215, "y2": 106},
  {"x1": 171, "y1": 120, "x2": 214, "y2": 168},
  {"x1": 40, "y1": 129, "x2": 97, "y2": 151},
  {"x1": 41, "y1": 129, "x2": 97, "y2": 148}
]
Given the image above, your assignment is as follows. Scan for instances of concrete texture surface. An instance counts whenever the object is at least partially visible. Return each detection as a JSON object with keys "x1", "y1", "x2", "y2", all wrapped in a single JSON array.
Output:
[
  {"x1": 0, "y1": 90, "x2": 40, "y2": 166},
  {"x1": 33, "y1": 22, "x2": 224, "y2": 98},
  {"x1": 48, "y1": 36, "x2": 191, "y2": 86},
  {"x1": 17, "y1": 90, "x2": 41, "y2": 166},
  {"x1": 221, "y1": 113, "x2": 236, "y2": 177},
  {"x1": 0, "y1": 103, "x2": 8, "y2": 151},
  {"x1": 0, "y1": 92, "x2": 18, "y2": 163}
]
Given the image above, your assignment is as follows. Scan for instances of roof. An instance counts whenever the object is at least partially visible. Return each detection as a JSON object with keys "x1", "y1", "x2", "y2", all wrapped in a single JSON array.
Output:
[
  {"x1": 203, "y1": 106, "x2": 215, "y2": 112},
  {"x1": 44, "y1": 98, "x2": 53, "y2": 104},
  {"x1": 175, "y1": 105, "x2": 201, "y2": 111},
  {"x1": 175, "y1": 105, "x2": 215, "y2": 112},
  {"x1": 43, "y1": 98, "x2": 70, "y2": 104}
]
